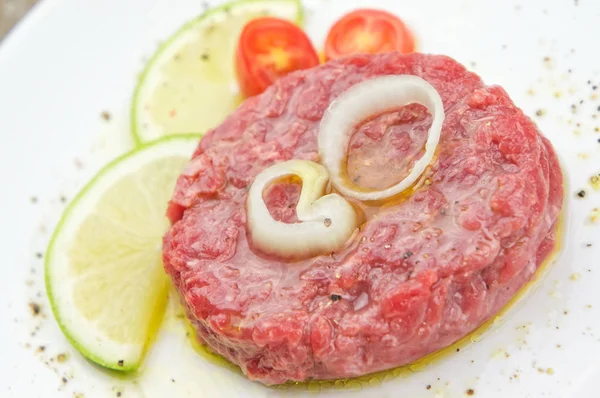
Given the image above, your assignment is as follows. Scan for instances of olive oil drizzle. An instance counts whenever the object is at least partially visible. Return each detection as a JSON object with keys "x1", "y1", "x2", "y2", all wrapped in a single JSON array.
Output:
[{"x1": 168, "y1": 217, "x2": 564, "y2": 392}]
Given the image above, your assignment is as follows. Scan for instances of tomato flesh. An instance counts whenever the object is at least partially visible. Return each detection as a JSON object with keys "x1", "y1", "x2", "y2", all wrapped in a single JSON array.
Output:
[
  {"x1": 236, "y1": 17, "x2": 319, "y2": 97},
  {"x1": 325, "y1": 9, "x2": 415, "y2": 60}
]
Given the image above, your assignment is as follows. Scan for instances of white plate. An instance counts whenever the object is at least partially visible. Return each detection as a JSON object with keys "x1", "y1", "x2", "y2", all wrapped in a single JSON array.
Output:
[{"x1": 1, "y1": 0, "x2": 599, "y2": 397}]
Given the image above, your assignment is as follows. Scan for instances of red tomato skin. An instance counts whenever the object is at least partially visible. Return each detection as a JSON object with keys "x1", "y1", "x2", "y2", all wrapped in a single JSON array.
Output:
[
  {"x1": 236, "y1": 17, "x2": 319, "y2": 98},
  {"x1": 324, "y1": 9, "x2": 416, "y2": 61}
]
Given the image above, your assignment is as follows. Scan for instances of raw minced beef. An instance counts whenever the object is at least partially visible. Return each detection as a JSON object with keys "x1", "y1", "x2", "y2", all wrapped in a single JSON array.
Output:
[{"x1": 163, "y1": 53, "x2": 563, "y2": 385}]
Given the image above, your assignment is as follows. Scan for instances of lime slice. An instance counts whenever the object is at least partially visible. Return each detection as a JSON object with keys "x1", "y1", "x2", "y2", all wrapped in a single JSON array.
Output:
[
  {"x1": 45, "y1": 135, "x2": 199, "y2": 371},
  {"x1": 131, "y1": 0, "x2": 303, "y2": 144}
]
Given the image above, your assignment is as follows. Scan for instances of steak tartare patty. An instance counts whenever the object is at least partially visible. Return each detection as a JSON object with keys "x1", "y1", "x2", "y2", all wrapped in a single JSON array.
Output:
[{"x1": 163, "y1": 53, "x2": 563, "y2": 385}]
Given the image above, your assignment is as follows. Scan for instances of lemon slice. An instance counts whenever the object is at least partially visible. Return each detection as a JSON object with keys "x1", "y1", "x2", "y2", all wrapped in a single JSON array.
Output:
[
  {"x1": 131, "y1": 0, "x2": 303, "y2": 144},
  {"x1": 45, "y1": 135, "x2": 199, "y2": 371}
]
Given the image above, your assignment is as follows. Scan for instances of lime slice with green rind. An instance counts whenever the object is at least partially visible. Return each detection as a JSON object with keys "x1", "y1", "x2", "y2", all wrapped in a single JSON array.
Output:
[
  {"x1": 131, "y1": 0, "x2": 303, "y2": 144},
  {"x1": 45, "y1": 135, "x2": 199, "y2": 371}
]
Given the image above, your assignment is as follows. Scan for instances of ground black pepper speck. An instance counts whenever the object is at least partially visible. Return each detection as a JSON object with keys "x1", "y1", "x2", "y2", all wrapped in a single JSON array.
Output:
[{"x1": 29, "y1": 302, "x2": 41, "y2": 316}]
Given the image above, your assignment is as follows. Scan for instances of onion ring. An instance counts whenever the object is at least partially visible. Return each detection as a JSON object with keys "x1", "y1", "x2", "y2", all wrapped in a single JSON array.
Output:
[
  {"x1": 246, "y1": 160, "x2": 358, "y2": 258},
  {"x1": 318, "y1": 75, "x2": 444, "y2": 201}
]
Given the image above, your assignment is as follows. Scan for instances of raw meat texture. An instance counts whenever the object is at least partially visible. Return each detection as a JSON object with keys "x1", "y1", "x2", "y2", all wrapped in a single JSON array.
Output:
[{"x1": 163, "y1": 53, "x2": 563, "y2": 385}]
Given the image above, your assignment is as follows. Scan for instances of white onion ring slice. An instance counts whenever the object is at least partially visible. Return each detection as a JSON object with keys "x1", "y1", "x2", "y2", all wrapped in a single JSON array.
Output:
[
  {"x1": 318, "y1": 75, "x2": 445, "y2": 201},
  {"x1": 247, "y1": 160, "x2": 359, "y2": 258}
]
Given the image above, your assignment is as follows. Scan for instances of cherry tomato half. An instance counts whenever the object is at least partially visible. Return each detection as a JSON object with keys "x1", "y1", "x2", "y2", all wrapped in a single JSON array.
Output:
[
  {"x1": 324, "y1": 9, "x2": 416, "y2": 61},
  {"x1": 236, "y1": 17, "x2": 319, "y2": 97}
]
